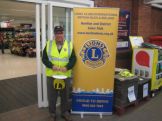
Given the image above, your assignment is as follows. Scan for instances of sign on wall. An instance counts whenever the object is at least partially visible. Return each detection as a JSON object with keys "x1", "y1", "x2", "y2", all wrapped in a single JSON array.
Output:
[
  {"x1": 117, "y1": 10, "x2": 130, "y2": 49},
  {"x1": 72, "y1": 8, "x2": 119, "y2": 115}
]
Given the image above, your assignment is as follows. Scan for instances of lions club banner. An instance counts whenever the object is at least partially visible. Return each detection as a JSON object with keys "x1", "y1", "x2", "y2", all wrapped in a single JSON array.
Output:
[{"x1": 72, "y1": 8, "x2": 119, "y2": 115}]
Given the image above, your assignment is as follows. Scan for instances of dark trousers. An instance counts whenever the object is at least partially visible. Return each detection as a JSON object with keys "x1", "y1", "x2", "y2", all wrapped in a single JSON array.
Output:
[
  {"x1": 0, "y1": 42, "x2": 4, "y2": 54},
  {"x1": 47, "y1": 76, "x2": 71, "y2": 114}
]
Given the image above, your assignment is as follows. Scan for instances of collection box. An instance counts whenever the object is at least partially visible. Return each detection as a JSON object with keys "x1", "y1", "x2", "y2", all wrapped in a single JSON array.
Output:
[
  {"x1": 137, "y1": 77, "x2": 151, "y2": 100},
  {"x1": 132, "y1": 48, "x2": 162, "y2": 93},
  {"x1": 114, "y1": 75, "x2": 138, "y2": 107}
]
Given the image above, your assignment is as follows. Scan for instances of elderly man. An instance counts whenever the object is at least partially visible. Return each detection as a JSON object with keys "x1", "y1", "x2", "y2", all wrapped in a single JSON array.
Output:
[{"x1": 42, "y1": 26, "x2": 76, "y2": 121}]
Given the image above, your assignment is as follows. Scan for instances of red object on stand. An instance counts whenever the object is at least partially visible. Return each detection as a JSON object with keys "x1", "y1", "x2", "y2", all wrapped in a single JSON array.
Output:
[{"x1": 148, "y1": 36, "x2": 162, "y2": 47}]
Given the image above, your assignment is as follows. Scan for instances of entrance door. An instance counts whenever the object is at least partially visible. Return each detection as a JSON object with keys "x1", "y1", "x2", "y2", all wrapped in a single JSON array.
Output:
[
  {"x1": 17, "y1": 0, "x2": 94, "y2": 107},
  {"x1": 40, "y1": 5, "x2": 73, "y2": 108}
]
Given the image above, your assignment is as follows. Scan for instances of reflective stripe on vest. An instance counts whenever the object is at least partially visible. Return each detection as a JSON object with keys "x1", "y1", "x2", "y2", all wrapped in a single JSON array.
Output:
[
  {"x1": 50, "y1": 57, "x2": 69, "y2": 62},
  {"x1": 47, "y1": 40, "x2": 52, "y2": 61},
  {"x1": 67, "y1": 40, "x2": 71, "y2": 58}
]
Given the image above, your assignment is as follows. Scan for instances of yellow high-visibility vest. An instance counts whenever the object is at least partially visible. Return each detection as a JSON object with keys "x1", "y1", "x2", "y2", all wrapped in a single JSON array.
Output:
[{"x1": 46, "y1": 40, "x2": 73, "y2": 77}]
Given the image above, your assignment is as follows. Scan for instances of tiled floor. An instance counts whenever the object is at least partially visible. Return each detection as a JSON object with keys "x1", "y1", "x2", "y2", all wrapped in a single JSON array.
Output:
[
  {"x1": 0, "y1": 50, "x2": 36, "y2": 80},
  {"x1": 0, "y1": 91, "x2": 162, "y2": 121},
  {"x1": 0, "y1": 75, "x2": 37, "y2": 113},
  {"x1": 0, "y1": 104, "x2": 50, "y2": 121}
]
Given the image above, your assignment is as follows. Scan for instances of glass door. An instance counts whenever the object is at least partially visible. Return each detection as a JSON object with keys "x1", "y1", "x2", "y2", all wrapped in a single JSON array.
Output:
[
  {"x1": 46, "y1": 4, "x2": 72, "y2": 42},
  {"x1": 52, "y1": 7, "x2": 72, "y2": 41},
  {"x1": 34, "y1": 0, "x2": 93, "y2": 108}
]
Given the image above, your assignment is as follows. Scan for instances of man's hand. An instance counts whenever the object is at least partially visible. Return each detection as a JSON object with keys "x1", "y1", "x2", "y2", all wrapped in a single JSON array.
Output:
[
  {"x1": 59, "y1": 67, "x2": 67, "y2": 72},
  {"x1": 52, "y1": 66, "x2": 67, "y2": 72},
  {"x1": 52, "y1": 65, "x2": 60, "y2": 71}
]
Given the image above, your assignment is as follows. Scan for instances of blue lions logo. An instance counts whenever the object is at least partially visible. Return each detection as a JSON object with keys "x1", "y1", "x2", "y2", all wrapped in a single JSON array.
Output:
[{"x1": 80, "y1": 39, "x2": 109, "y2": 68}]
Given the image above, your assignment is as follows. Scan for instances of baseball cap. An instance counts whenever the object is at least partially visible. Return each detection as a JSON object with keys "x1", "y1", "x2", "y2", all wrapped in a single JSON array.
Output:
[{"x1": 54, "y1": 26, "x2": 64, "y2": 34}]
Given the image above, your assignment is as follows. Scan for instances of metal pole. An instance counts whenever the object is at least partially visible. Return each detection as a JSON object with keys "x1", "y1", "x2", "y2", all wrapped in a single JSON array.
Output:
[
  {"x1": 65, "y1": 8, "x2": 70, "y2": 41},
  {"x1": 36, "y1": 3, "x2": 43, "y2": 107},
  {"x1": 41, "y1": 3, "x2": 48, "y2": 107},
  {"x1": 70, "y1": 9, "x2": 73, "y2": 43},
  {"x1": 48, "y1": 3, "x2": 53, "y2": 40}
]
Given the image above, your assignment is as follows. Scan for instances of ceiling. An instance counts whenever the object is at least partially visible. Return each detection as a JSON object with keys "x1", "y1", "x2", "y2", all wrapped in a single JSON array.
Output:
[
  {"x1": 0, "y1": 0, "x2": 35, "y2": 27},
  {"x1": 0, "y1": 0, "x2": 67, "y2": 27},
  {"x1": 0, "y1": 0, "x2": 162, "y2": 27}
]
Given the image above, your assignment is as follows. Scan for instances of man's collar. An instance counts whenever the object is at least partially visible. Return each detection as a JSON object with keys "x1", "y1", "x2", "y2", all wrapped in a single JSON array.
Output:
[{"x1": 55, "y1": 40, "x2": 64, "y2": 45}]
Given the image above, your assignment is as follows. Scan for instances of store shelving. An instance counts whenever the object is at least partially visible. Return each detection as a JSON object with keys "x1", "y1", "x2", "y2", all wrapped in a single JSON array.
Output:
[
  {"x1": 0, "y1": 28, "x2": 15, "y2": 49},
  {"x1": 10, "y1": 28, "x2": 36, "y2": 57}
]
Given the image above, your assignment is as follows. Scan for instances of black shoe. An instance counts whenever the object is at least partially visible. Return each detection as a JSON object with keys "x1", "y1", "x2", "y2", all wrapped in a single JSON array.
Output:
[
  {"x1": 61, "y1": 112, "x2": 73, "y2": 121},
  {"x1": 50, "y1": 113, "x2": 56, "y2": 121}
]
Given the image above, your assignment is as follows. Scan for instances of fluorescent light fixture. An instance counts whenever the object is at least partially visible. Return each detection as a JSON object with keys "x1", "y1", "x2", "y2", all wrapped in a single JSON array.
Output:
[
  {"x1": 151, "y1": 3, "x2": 162, "y2": 8},
  {"x1": 148, "y1": 0, "x2": 162, "y2": 4},
  {"x1": 144, "y1": 0, "x2": 162, "y2": 9}
]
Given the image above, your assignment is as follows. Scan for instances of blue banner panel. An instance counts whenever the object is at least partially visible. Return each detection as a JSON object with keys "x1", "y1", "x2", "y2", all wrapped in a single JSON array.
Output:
[{"x1": 72, "y1": 92, "x2": 113, "y2": 112}]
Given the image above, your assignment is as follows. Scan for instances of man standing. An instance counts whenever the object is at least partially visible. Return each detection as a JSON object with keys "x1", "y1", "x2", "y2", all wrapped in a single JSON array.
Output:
[
  {"x1": 42, "y1": 26, "x2": 76, "y2": 121},
  {"x1": 0, "y1": 32, "x2": 5, "y2": 54}
]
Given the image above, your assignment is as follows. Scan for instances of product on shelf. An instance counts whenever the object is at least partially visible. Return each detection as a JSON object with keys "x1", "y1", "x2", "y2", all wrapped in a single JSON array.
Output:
[
  {"x1": 10, "y1": 28, "x2": 36, "y2": 57},
  {"x1": 0, "y1": 28, "x2": 15, "y2": 49}
]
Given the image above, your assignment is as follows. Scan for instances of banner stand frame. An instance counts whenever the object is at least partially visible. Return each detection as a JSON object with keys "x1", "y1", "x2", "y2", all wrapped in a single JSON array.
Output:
[{"x1": 71, "y1": 111, "x2": 113, "y2": 119}]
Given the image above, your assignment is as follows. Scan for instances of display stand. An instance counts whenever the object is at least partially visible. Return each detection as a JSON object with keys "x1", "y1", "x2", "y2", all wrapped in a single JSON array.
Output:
[
  {"x1": 72, "y1": 112, "x2": 104, "y2": 119},
  {"x1": 132, "y1": 48, "x2": 162, "y2": 96},
  {"x1": 10, "y1": 28, "x2": 36, "y2": 57},
  {"x1": 0, "y1": 28, "x2": 15, "y2": 49}
]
